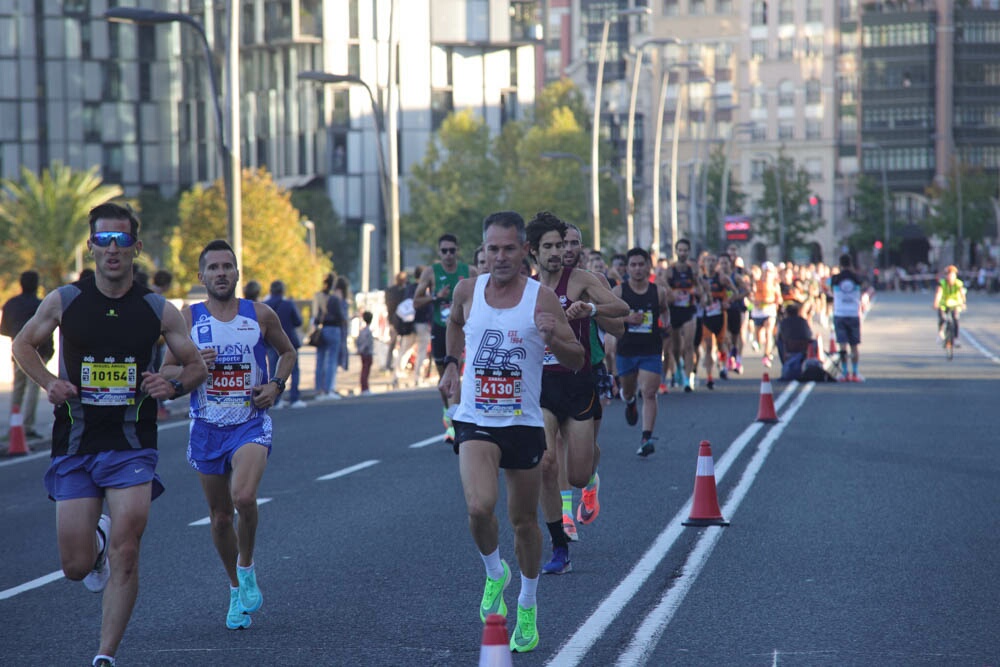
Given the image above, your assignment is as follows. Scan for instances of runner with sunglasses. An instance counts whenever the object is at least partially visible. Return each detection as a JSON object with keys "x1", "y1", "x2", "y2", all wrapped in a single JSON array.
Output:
[
  {"x1": 413, "y1": 234, "x2": 478, "y2": 443},
  {"x1": 12, "y1": 203, "x2": 208, "y2": 667}
]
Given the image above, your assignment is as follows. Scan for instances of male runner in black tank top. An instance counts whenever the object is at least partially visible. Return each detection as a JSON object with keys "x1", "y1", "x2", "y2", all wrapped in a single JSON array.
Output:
[{"x1": 663, "y1": 238, "x2": 702, "y2": 392}]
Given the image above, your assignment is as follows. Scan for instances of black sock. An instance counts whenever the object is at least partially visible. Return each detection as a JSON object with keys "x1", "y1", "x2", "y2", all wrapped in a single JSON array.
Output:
[
  {"x1": 642, "y1": 430, "x2": 652, "y2": 441},
  {"x1": 546, "y1": 520, "x2": 569, "y2": 549}
]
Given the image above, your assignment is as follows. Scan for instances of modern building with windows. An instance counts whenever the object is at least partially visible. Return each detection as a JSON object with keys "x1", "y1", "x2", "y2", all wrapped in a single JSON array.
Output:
[{"x1": 0, "y1": 0, "x2": 536, "y2": 282}]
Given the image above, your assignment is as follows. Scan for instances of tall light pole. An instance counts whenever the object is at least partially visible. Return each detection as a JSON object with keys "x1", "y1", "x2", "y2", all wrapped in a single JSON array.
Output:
[
  {"x1": 592, "y1": 6, "x2": 650, "y2": 251},
  {"x1": 105, "y1": 6, "x2": 242, "y2": 272},
  {"x1": 301, "y1": 219, "x2": 316, "y2": 257},
  {"x1": 360, "y1": 222, "x2": 376, "y2": 294},
  {"x1": 299, "y1": 71, "x2": 394, "y2": 288},
  {"x1": 755, "y1": 153, "x2": 785, "y2": 261},
  {"x1": 863, "y1": 142, "x2": 890, "y2": 269},
  {"x1": 625, "y1": 37, "x2": 680, "y2": 250}
]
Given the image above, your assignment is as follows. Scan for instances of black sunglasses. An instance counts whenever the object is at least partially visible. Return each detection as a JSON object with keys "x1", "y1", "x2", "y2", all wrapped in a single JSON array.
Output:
[
  {"x1": 91, "y1": 231, "x2": 137, "y2": 248},
  {"x1": 439, "y1": 247, "x2": 457, "y2": 255}
]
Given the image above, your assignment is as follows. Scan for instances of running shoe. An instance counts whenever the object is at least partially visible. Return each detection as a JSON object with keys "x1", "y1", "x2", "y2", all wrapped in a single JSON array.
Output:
[
  {"x1": 576, "y1": 473, "x2": 600, "y2": 525},
  {"x1": 509, "y1": 604, "x2": 539, "y2": 653},
  {"x1": 735, "y1": 362, "x2": 744, "y2": 375},
  {"x1": 479, "y1": 559, "x2": 511, "y2": 622},
  {"x1": 83, "y1": 514, "x2": 111, "y2": 593},
  {"x1": 444, "y1": 425, "x2": 456, "y2": 444},
  {"x1": 541, "y1": 547, "x2": 572, "y2": 575},
  {"x1": 706, "y1": 379, "x2": 715, "y2": 390},
  {"x1": 226, "y1": 587, "x2": 252, "y2": 630},
  {"x1": 658, "y1": 383, "x2": 668, "y2": 395},
  {"x1": 850, "y1": 373, "x2": 866, "y2": 383},
  {"x1": 719, "y1": 368, "x2": 728, "y2": 380},
  {"x1": 838, "y1": 374, "x2": 852, "y2": 383},
  {"x1": 636, "y1": 437, "x2": 656, "y2": 458},
  {"x1": 92, "y1": 657, "x2": 116, "y2": 667},
  {"x1": 237, "y1": 566, "x2": 263, "y2": 613},
  {"x1": 562, "y1": 514, "x2": 579, "y2": 542},
  {"x1": 762, "y1": 356, "x2": 772, "y2": 368},
  {"x1": 624, "y1": 398, "x2": 638, "y2": 426},
  {"x1": 751, "y1": 340, "x2": 760, "y2": 352}
]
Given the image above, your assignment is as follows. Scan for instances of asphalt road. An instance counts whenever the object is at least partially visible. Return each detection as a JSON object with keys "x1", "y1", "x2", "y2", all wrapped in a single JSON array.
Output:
[{"x1": 1, "y1": 291, "x2": 998, "y2": 667}]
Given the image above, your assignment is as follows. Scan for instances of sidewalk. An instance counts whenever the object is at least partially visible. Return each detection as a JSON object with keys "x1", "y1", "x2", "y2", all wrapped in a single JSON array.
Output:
[{"x1": 1, "y1": 338, "x2": 433, "y2": 455}]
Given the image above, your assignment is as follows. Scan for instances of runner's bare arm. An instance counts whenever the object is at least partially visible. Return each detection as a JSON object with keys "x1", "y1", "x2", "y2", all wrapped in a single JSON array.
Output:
[
  {"x1": 567, "y1": 270, "x2": 628, "y2": 319},
  {"x1": 250, "y1": 302, "x2": 297, "y2": 407},
  {"x1": 11, "y1": 291, "x2": 74, "y2": 404},
  {"x1": 535, "y1": 287, "x2": 584, "y2": 371},
  {"x1": 439, "y1": 278, "x2": 472, "y2": 400},
  {"x1": 412, "y1": 268, "x2": 435, "y2": 309}
]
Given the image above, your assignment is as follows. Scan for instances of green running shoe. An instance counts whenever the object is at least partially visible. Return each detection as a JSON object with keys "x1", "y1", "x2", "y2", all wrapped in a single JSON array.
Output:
[
  {"x1": 479, "y1": 559, "x2": 511, "y2": 622},
  {"x1": 226, "y1": 588, "x2": 251, "y2": 630},
  {"x1": 509, "y1": 604, "x2": 539, "y2": 653}
]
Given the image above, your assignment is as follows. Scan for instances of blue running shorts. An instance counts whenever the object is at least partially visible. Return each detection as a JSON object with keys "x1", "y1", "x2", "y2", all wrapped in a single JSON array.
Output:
[
  {"x1": 44, "y1": 449, "x2": 164, "y2": 501},
  {"x1": 187, "y1": 415, "x2": 272, "y2": 475},
  {"x1": 616, "y1": 354, "x2": 662, "y2": 377},
  {"x1": 834, "y1": 316, "x2": 861, "y2": 345}
]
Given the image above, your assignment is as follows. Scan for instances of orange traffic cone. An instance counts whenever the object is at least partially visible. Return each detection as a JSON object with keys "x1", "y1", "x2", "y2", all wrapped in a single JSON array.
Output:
[
  {"x1": 682, "y1": 440, "x2": 729, "y2": 527},
  {"x1": 755, "y1": 373, "x2": 779, "y2": 423},
  {"x1": 827, "y1": 335, "x2": 838, "y2": 359},
  {"x1": 479, "y1": 613, "x2": 513, "y2": 667},
  {"x1": 7, "y1": 404, "x2": 29, "y2": 456}
]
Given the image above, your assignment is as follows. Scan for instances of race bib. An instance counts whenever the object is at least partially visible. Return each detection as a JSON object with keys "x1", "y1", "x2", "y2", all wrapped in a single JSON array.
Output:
[
  {"x1": 474, "y1": 367, "x2": 523, "y2": 417},
  {"x1": 542, "y1": 346, "x2": 558, "y2": 365},
  {"x1": 206, "y1": 362, "x2": 253, "y2": 407},
  {"x1": 706, "y1": 301, "x2": 722, "y2": 317},
  {"x1": 80, "y1": 361, "x2": 137, "y2": 406},
  {"x1": 631, "y1": 310, "x2": 653, "y2": 334},
  {"x1": 440, "y1": 305, "x2": 452, "y2": 320},
  {"x1": 673, "y1": 290, "x2": 691, "y2": 307}
]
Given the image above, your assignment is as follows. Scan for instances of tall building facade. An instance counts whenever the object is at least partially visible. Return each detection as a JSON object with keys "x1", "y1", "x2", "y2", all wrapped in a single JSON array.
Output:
[{"x1": 0, "y1": 0, "x2": 536, "y2": 282}]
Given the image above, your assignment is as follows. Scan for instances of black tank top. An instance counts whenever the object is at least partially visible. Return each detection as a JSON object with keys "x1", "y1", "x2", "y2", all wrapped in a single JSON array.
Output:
[
  {"x1": 535, "y1": 268, "x2": 591, "y2": 374},
  {"x1": 52, "y1": 279, "x2": 165, "y2": 456},
  {"x1": 618, "y1": 281, "x2": 662, "y2": 357}
]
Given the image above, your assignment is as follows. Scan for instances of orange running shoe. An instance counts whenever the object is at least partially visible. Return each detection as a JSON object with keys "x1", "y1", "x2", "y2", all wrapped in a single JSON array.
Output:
[{"x1": 576, "y1": 473, "x2": 600, "y2": 525}]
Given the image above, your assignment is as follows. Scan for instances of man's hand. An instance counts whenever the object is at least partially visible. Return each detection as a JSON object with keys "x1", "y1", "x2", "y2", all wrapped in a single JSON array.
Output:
[
  {"x1": 45, "y1": 379, "x2": 78, "y2": 406},
  {"x1": 535, "y1": 309, "x2": 558, "y2": 342},
  {"x1": 252, "y1": 382, "x2": 281, "y2": 409},
  {"x1": 200, "y1": 348, "x2": 217, "y2": 368},
  {"x1": 564, "y1": 300, "x2": 592, "y2": 320},
  {"x1": 140, "y1": 371, "x2": 177, "y2": 400},
  {"x1": 436, "y1": 284, "x2": 452, "y2": 301},
  {"x1": 438, "y1": 364, "x2": 460, "y2": 401},
  {"x1": 624, "y1": 310, "x2": 644, "y2": 326}
]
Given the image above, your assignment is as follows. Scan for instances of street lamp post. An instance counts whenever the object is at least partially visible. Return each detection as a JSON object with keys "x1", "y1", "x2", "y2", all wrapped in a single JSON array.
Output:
[
  {"x1": 625, "y1": 37, "x2": 680, "y2": 251},
  {"x1": 105, "y1": 6, "x2": 242, "y2": 271},
  {"x1": 299, "y1": 71, "x2": 394, "y2": 288},
  {"x1": 592, "y1": 6, "x2": 650, "y2": 251},
  {"x1": 863, "y1": 142, "x2": 890, "y2": 269},
  {"x1": 360, "y1": 222, "x2": 376, "y2": 294},
  {"x1": 301, "y1": 219, "x2": 316, "y2": 257},
  {"x1": 755, "y1": 153, "x2": 785, "y2": 261}
]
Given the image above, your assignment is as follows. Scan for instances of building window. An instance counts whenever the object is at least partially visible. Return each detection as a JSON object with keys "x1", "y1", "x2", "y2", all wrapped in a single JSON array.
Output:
[
  {"x1": 348, "y1": 0, "x2": 359, "y2": 39},
  {"x1": 806, "y1": 0, "x2": 823, "y2": 22},
  {"x1": 690, "y1": 0, "x2": 706, "y2": 15},
  {"x1": 103, "y1": 62, "x2": 122, "y2": 100},
  {"x1": 663, "y1": 0, "x2": 679, "y2": 16},
  {"x1": 752, "y1": 1, "x2": 767, "y2": 25},
  {"x1": 751, "y1": 40, "x2": 767, "y2": 60},
  {"x1": 806, "y1": 158, "x2": 822, "y2": 180},
  {"x1": 805, "y1": 35, "x2": 822, "y2": 57},
  {"x1": 301, "y1": 0, "x2": 322, "y2": 38},
  {"x1": 778, "y1": 38, "x2": 794, "y2": 60},
  {"x1": 331, "y1": 89, "x2": 350, "y2": 127},
  {"x1": 431, "y1": 89, "x2": 454, "y2": 130},
  {"x1": 717, "y1": 0, "x2": 733, "y2": 13},
  {"x1": 265, "y1": 1, "x2": 292, "y2": 41},
  {"x1": 103, "y1": 144, "x2": 123, "y2": 183},
  {"x1": 468, "y1": 0, "x2": 489, "y2": 41},
  {"x1": 83, "y1": 102, "x2": 102, "y2": 142},
  {"x1": 331, "y1": 132, "x2": 347, "y2": 174},
  {"x1": 348, "y1": 44, "x2": 360, "y2": 78},
  {"x1": 778, "y1": 0, "x2": 794, "y2": 25},
  {"x1": 752, "y1": 86, "x2": 766, "y2": 109},
  {"x1": 751, "y1": 158, "x2": 767, "y2": 182},
  {"x1": 778, "y1": 80, "x2": 795, "y2": 106},
  {"x1": 778, "y1": 121, "x2": 794, "y2": 139},
  {"x1": 806, "y1": 79, "x2": 821, "y2": 104},
  {"x1": 806, "y1": 119, "x2": 821, "y2": 139},
  {"x1": 752, "y1": 123, "x2": 767, "y2": 141}
]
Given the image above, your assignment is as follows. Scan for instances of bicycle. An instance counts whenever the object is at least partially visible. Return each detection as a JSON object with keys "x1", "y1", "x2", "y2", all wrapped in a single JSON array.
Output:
[{"x1": 941, "y1": 307, "x2": 960, "y2": 360}]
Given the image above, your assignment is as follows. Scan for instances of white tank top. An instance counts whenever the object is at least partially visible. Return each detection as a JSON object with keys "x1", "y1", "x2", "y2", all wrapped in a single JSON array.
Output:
[
  {"x1": 188, "y1": 300, "x2": 268, "y2": 426},
  {"x1": 453, "y1": 274, "x2": 545, "y2": 428}
]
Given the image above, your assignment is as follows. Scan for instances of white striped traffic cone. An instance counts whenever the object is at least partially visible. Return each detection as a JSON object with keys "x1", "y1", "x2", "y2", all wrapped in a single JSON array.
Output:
[
  {"x1": 7, "y1": 404, "x2": 29, "y2": 456},
  {"x1": 479, "y1": 613, "x2": 512, "y2": 667},
  {"x1": 682, "y1": 440, "x2": 729, "y2": 527},
  {"x1": 756, "y1": 373, "x2": 779, "y2": 423}
]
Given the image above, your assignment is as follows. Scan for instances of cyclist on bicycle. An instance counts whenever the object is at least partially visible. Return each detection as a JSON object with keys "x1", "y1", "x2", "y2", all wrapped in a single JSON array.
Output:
[{"x1": 932, "y1": 265, "x2": 966, "y2": 344}]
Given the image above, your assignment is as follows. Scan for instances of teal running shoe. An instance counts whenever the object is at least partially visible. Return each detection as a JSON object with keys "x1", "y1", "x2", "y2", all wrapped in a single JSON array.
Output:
[
  {"x1": 509, "y1": 604, "x2": 539, "y2": 653},
  {"x1": 479, "y1": 559, "x2": 511, "y2": 622},
  {"x1": 237, "y1": 566, "x2": 263, "y2": 613},
  {"x1": 226, "y1": 588, "x2": 251, "y2": 629}
]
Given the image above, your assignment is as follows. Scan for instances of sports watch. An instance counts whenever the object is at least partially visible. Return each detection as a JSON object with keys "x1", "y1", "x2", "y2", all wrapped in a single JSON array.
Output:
[{"x1": 270, "y1": 377, "x2": 287, "y2": 393}]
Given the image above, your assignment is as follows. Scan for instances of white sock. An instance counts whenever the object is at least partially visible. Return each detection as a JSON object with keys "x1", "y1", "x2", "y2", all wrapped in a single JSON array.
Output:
[
  {"x1": 518, "y1": 574, "x2": 538, "y2": 609},
  {"x1": 481, "y1": 548, "x2": 504, "y2": 580},
  {"x1": 92, "y1": 655, "x2": 115, "y2": 666},
  {"x1": 237, "y1": 562, "x2": 254, "y2": 573}
]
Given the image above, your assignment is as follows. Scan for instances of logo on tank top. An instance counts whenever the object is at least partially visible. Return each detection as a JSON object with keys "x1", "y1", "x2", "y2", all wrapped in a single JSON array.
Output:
[
  {"x1": 472, "y1": 330, "x2": 526, "y2": 369},
  {"x1": 197, "y1": 324, "x2": 212, "y2": 344}
]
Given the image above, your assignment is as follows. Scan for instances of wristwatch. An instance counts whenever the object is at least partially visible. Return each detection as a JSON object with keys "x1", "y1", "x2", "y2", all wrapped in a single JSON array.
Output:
[
  {"x1": 270, "y1": 377, "x2": 287, "y2": 393},
  {"x1": 167, "y1": 379, "x2": 185, "y2": 399},
  {"x1": 588, "y1": 302, "x2": 598, "y2": 317},
  {"x1": 442, "y1": 355, "x2": 460, "y2": 370}
]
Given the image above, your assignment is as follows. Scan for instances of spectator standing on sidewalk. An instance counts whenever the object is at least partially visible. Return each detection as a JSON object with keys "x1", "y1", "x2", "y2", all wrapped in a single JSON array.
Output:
[
  {"x1": 383, "y1": 271, "x2": 408, "y2": 371},
  {"x1": 1, "y1": 270, "x2": 54, "y2": 440},
  {"x1": 312, "y1": 273, "x2": 342, "y2": 400},
  {"x1": 264, "y1": 280, "x2": 305, "y2": 408},
  {"x1": 357, "y1": 311, "x2": 374, "y2": 395}
]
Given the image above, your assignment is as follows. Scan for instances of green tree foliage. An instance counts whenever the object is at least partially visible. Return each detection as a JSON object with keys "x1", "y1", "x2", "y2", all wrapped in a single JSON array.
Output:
[
  {"x1": 754, "y1": 153, "x2": 823, "y2": 261},
  {"x1": 0, "y1": 162, "x2": 122, "y2": 288},
  {"x1": 703, "y1": 145, "x2": 749, "y2": 250},
  {"x1": 848, "y1": 174, "x2": 895, "y2": 251},
  {"x1": 926, "y1": 164, "x2": 996, "y2": 246},
  {"x1": 533, "y1": 78, "x2": 589, "y2": 129},
  {"x1": 168, "y1": 168, "x2": 331, "y2": 300},
  {"x1": 405, "y1": 110, "x2": 503, "y2": 259}
]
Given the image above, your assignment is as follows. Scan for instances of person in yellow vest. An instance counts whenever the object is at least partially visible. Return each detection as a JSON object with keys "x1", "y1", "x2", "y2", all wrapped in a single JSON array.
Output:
[{"x1": 932, "y1": 265, "x2": 966, "y2": 343}]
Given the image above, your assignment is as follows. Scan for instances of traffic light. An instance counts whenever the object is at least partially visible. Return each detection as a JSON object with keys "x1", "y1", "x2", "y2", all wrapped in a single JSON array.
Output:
[
  {"x1": 873, "y1": 239, "x2": 883, "y2": 251},
  {"x1": 808, "y1": 194, "x2": 822, "y2": 219}
]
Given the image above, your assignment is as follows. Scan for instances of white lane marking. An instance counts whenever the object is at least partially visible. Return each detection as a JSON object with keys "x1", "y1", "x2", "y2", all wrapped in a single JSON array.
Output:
[
  {"x1": 615, "y1": 383, "x2": 815, "y2": 666},
  {"x1": 188, "y1": 497, "x2": 273, "y2": 526},
  {"x1": 408, "y1": 434, "x2": 445, "y2": 449},
  {"x1": 546, "y1": 381, "x2": 803, "y2": 666},
  {"x1": 0, "y1": 570, "x2": 64, "y2": 600},
  {"x1": 962, "y1": 330, "x2": 1000, "y2": 365},
  {"x1": 316, "y1": 459, "x2": 380, "y2": 481}
]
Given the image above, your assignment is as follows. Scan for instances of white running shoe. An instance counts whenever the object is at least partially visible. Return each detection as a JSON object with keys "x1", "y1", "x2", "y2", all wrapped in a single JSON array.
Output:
[
  {"x1": 83, "y1": 514, "x2": 111, "y2": 593},
  {"x1": 290, "y1": 400, "x2": 307, "y2": 409}
]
